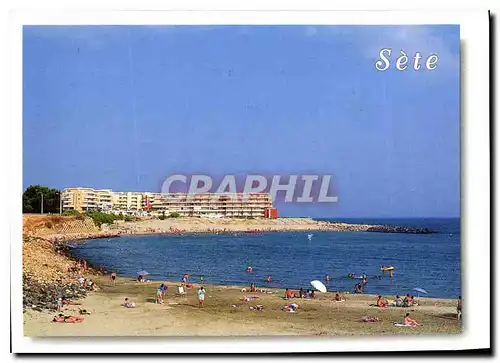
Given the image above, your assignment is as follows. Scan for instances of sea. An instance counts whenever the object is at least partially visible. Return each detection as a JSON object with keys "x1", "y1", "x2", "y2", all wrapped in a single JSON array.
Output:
[{"x1": 70, "y1": 218, "x2": 460, "y2": 299}]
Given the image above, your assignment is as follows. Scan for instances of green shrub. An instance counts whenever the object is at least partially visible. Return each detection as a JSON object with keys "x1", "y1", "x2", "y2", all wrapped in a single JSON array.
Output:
[
  {"x1": 62, "y1": 210, "x2": 80, "y2": 216},
  {"x1": 124, "y1": 215, "x2": 133, "y2": 222},
  {"x1": 168, "y1": 212, "x2": 181, "y2": 218},
  {"x1": 158, "y1": 215, "x2": 166, "y2": 220},
  {"x1": 85, "y1": 211, "x2": 118, "y2": 227}
]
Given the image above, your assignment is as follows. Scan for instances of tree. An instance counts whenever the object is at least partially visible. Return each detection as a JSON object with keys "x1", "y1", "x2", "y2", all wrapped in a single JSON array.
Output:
[{"x1": 23, "y1": 185, "x2": 61, "y2": 214}]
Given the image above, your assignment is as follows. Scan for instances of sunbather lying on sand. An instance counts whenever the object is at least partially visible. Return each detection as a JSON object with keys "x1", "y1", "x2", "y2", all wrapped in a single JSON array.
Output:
[
  {"x1": 281, "y1": 303, "x2": 299, "y2": 312},
  {"x1": 123, "y1": 298, "x2": 136, "y2": 308},
  {"x1": 52, "y1": 314, "x2": 84, "y2": 323},
  {"x1": 361, "y1": 316, "x2": 379, "y2": 322},
  {"x1": 249, "y1": 304, "x2": 264, "y2": 311}
]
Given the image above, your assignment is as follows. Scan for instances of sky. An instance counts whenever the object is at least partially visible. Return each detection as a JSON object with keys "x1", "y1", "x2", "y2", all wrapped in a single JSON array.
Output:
[{"x1": 23, "y1": 25, "x2": 460, "y2": 218}]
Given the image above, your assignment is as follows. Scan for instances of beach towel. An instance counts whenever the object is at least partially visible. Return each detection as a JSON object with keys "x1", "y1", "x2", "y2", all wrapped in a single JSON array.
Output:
[{"x1": 393, "y1": 323, "x2": 415, "y2": 327}]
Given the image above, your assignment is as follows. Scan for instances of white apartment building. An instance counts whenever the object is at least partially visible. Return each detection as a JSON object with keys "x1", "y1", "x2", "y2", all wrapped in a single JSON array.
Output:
[{"x1": 62, "y1": 187, "x2": 275, "y2": 218}]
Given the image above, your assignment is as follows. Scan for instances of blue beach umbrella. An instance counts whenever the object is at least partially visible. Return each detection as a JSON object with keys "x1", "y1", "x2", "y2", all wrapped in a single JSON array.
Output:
[
  {"x1": 137, "y1": 270, "x2": 150, "y2": 276},
  {"x1": 412, "y1": 287, "x2": 428, "y2": 294},
  {"x1": 412, "y1": 287, "x2": 428, "y2": 300}
]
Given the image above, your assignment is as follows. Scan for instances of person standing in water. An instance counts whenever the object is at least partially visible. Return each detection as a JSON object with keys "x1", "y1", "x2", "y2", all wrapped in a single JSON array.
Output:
[
  {"x1": 324, "y1": 274, "x2": 330, "y2": 283},
  {"x1": 266, "y1": 275, "x2": 272, "y2": 283}
]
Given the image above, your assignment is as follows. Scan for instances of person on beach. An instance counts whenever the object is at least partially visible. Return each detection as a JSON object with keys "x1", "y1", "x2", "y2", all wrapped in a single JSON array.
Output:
[
  {"x1": 57, "y1": 298, "x2": 63, "y2": 311},
  {"x1": 457, "y1": 296, "x2": 462, "y2": 321},
  {"x1": 200, "y1": 275, "x2": 204, "y2": 282},
  {"x1": 377, "y1": 295, "x2": 388, "y2": 308},
  {"x1": 197, "y1": 287, "x2": 206, "y2": 307},
  {"x1": 394, "y1": 295, "x2": 403, "y2": 307},
  {"x1": 298, "y1": 288, "x2": 305, "y2": 298},
  {"x1": 111, "y1": 272, "x2": 116, "y2": 285},
  {"x1": 402, "y1": 294, "x2": 412, "y2": 307},
  {"x1": 410, "y1": 295, "x2": 418, "y2": 306},
  {"x1": 123, "y1": 298, "x2": 136, "y2": 308},
  {"x1": 78, "y1": 276, "x2": 85, "y2": 287},
  {"x1": 285, "y1": 289, "x2": 295, "y2": 299},
  {"x1": 156, "y1": 287, "x2": 163, "y2": 304},
  {"x1": 249, "y1": 283, "x2": 256, "y2": 293},
  {"x1": 403, "y1": 313, "x2": 420, "y2": 326},
  {"x1": 334, "y1": 293, "x2": 346, "y2": 302},
  {"x1": 354, "y1": 283, "x2": 363, "y2": 294},
  {"x1": 159, "y1": 283, "x2": 167, "y2": 301}
]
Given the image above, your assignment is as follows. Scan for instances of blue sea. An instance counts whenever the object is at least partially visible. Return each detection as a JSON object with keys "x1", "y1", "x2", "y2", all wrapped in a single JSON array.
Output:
[{"x1": 70, "y1": 218, "x2": 460, "y2": 299}]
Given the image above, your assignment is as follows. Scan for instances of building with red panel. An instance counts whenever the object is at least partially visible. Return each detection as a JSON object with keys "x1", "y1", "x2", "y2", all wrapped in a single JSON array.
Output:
[{"x1": 264, "y1": 207, "x2": 279, "y2": 219}]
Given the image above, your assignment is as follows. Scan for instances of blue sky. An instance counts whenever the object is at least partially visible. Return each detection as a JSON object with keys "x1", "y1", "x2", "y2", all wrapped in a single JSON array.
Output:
[{"x1": 23, "y1": 25, "x2": 460, "y2": 218}]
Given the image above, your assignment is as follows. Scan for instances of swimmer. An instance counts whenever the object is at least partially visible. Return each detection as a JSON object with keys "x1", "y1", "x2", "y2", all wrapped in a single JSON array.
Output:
[
  {"x1": 246, "y1": 266, "x2": 253, "y2": 273},
  {"x1": 324, "y1": 274, "x2": 330, "y2": 282},
  {"x1": 265, "y1": 275, "x2": 272, "y2": 283}
]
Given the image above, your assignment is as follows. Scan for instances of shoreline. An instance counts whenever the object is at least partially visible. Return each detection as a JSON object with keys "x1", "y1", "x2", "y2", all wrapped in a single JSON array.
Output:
[{"x1": 24, "y1": 215, "x2": 437, "y2": 244}]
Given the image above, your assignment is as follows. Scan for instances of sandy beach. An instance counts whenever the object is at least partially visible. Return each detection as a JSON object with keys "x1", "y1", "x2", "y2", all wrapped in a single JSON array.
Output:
[
  {"x1": 22, "y1": 214, "x2": 460, "y2": 337},
  {"x1": 23, "y1": 275, "x2": 461, "y2": 337}
]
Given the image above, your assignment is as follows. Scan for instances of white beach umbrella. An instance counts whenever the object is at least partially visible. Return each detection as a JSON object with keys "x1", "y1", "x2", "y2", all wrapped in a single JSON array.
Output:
[{"x1": 310, "y1": 280, "x2": 327, "y2": 293}]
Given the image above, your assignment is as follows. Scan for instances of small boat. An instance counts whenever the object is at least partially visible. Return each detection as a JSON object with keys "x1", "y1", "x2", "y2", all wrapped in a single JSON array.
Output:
[{"x1": 380, "y1": 266, "x2": 395, "y2": 271}]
